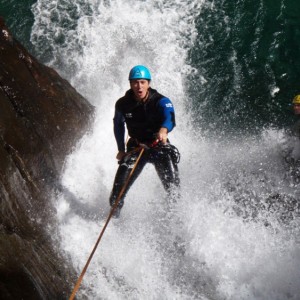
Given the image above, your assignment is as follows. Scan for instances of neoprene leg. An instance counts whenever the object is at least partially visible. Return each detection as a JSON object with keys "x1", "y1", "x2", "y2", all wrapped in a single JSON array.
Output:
[
  {"x1": 109, "y1": 153, "x2": 147, "y2": 208},
  {"x1": 154, "y1": 152, "x2": 180, "y2": 193}
]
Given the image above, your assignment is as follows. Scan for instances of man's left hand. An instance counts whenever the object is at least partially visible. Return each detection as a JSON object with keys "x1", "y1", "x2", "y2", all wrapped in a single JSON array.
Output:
[{"x1": 157, "y1": 127, "x2": 168, "y2": 144}]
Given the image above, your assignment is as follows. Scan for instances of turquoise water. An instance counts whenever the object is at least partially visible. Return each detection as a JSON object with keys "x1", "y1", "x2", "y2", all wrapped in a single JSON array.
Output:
[
  {"x1": 187, "y1": 0, "x2": 300, "y2": 133},
  {"x1": 2, "y1": 1, "x2": 300, "y2": 299},
  {"x1": 0, "y1": 0, "x2": 36, "y2": 52}
]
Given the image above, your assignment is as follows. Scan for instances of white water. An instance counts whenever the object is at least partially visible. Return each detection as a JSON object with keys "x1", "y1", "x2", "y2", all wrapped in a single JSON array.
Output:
[{"x1": 31, "y1": 1, "x2": 300, "y2": 299}]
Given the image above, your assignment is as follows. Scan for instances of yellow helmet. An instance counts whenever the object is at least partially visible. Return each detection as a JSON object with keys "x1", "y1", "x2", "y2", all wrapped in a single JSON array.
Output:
[{"x1": 293, "y1": 95, "x2": 300, "y2": 104}]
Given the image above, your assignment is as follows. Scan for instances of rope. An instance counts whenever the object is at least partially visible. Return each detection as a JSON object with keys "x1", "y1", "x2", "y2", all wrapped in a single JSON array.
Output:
[{"x1": 69, "y1": 147, "x2": 145, "y2": 300}]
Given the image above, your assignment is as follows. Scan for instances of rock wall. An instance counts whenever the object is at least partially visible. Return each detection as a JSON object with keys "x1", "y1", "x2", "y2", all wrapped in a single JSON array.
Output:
[{"x1": 0, "y1": 17, "x2": 95, "y2": 299}]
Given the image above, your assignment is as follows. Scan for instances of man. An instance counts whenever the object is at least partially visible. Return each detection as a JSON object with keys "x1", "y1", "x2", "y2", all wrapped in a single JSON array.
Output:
[
  {"x1": 292, "y1": 94, "x2": 300, "y2": 137},
  {"x1": 285, "y1": 94, "x2": 300, "y2": 183},
  {"x1": 293, "y1": 95, "x2": 300, "y2": 114},
  {"x1": 282, "y1": 95, "x2": 300, "y2": 170},
  {"x1": 109, "y1": 65, "x2": 180, "y2": 218}
]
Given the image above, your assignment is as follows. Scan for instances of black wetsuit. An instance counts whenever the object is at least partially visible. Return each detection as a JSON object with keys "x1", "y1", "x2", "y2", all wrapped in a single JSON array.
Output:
[{"x1": 109, "y1": 88, "x2": 180, "y2": 212}]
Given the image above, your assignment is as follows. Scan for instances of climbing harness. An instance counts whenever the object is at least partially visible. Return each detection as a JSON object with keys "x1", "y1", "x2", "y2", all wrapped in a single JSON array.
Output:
[
  {"x1": 148, "y1": 142, "x2": 180, "y2": 165},
  {"x1": 162, "y1": 144, "x2": 180, "y2": 164}
]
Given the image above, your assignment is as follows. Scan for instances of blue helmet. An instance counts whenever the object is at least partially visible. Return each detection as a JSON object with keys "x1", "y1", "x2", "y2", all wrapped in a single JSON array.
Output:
[{"x1": 128, "y1": 65, "x2": 151, "y2": 80}]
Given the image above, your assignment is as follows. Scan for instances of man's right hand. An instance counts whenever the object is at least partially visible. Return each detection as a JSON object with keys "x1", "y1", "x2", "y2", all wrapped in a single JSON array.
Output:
[{"x1": 116, "y1": 151, "x2": 126, "y2": 161}]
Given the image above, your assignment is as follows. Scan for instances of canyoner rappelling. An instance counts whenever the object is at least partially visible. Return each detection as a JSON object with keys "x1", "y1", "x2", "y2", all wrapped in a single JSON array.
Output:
[
  {"x1": 109, "y1": 65, "x2": 181, "y2": 218},
  {"x1": 69, "y1": 65, "x2": 181, "y2": 298}
]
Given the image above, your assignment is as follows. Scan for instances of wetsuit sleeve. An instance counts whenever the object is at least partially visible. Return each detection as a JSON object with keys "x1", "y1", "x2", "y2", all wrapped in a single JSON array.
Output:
[
  {"x1": 113, "y1": 109, "x2": 126, "y2": 152},
  {"x1": 157, "y1": 97, "x2": 176, "y2": 132}
]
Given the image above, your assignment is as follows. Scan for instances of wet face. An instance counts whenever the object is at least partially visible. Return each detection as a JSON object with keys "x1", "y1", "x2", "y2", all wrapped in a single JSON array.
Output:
[
  {"x1": 130, "y1": 79, "x2": 150, "y2": 101},
  {"x1": 293, "y1": 104, "x2": 300, "y2": 115}
]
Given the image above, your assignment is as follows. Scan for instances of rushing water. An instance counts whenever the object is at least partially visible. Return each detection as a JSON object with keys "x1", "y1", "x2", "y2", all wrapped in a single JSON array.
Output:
[{"x1": 3, "y1": 0, "x2": 300, "y2": 299}]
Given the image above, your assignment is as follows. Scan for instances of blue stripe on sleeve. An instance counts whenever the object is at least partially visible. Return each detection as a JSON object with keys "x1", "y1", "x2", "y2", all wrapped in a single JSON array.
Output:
[{"x1": 157, "y1": 97, "x2": 176, "y2": 132}]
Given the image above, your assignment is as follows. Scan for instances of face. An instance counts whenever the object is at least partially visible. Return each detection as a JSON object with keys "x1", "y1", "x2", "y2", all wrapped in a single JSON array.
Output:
[
  {"x1": 130, "y1": 79, "x2": 150, "y2": 101},
  {"x1": 293, "y1": 104, "x2": 300, "y2": 115}
]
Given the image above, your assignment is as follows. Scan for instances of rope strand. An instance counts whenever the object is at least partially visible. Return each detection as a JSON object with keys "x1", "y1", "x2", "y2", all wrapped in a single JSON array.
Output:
[{"x1": 69, "y1": 147, "x2": 145, "y2": 300}]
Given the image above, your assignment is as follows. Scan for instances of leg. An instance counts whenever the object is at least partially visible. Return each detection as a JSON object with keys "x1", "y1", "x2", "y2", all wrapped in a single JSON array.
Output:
[
  {"x1": 109, "y1": 151, "x2": 147, "y2": 212},
  {"x1": 152, "y1": 146, "x2": 180, "y2": 199}
]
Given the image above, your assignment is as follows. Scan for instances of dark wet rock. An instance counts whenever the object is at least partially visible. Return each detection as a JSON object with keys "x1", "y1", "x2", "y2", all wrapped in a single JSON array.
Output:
[{"x1": 0, "y1": 17, "x2": 95, "y2": 299}]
